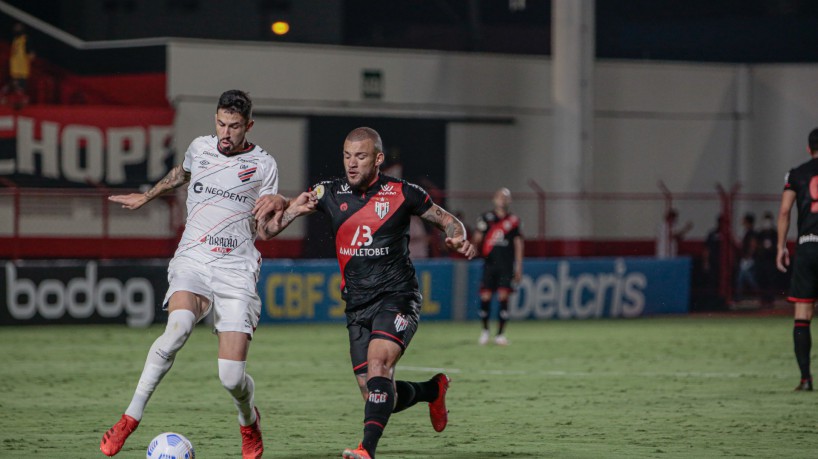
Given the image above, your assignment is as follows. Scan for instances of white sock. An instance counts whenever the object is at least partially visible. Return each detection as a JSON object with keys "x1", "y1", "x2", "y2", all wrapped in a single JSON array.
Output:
[
  {"x1": 218, "y1": 359, "x2": 256, "y2": 426},
  {"x1": 125, "y1": 309, "x2": 196, "y2": 421}
]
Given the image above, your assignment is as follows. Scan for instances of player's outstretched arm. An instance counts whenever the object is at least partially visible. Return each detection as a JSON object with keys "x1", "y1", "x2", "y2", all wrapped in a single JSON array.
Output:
[
  {"x1": 421, "y1": 204, "x2": 477, "y2": 259},
  {"x1": 776, "y1": 190, "x2": 796, "y2": 272},
  {"x1": 255, "y1": 191, "x2": 317, "y2": 240},
  {"x1": 108, "y1": 164, "x2": 190, "y2": 210}
]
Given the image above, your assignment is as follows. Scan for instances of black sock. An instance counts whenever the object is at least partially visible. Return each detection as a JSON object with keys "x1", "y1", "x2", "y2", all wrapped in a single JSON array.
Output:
[
  {"x1": 497, "y1": 299, "x2": 509, "y2": 335},
  {"x1": 479, "y1": 299, "x2": 491, "y2": 330},
  {"x1": 794, "y1": 320, "x2": 812, "y2": 380},
  {"x1": 362, "y1": 376, "x2": 394, "y2": 457},
  {"x1": 393, "y1": 379, "x2": 440, "y2": 413}
]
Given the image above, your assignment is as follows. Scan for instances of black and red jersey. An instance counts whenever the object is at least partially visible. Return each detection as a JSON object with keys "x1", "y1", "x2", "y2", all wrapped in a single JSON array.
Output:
[
  {"x1": 784, "y1": 157, "x2": 818, "y2": 238},
  {"x1": 475, "y1": 211, "x2": 522, "y2": 270},
  {"x1": 310, "y1": 174, "x2": 434, "y2": 310}
]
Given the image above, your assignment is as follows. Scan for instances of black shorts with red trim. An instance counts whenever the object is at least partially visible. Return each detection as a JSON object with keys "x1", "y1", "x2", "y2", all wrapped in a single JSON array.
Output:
[
  {"x1": 346, "y1": 291, "x2": 421, "y2": 376},
  {"x1": 789, "y1": 243, "x2": 818, "y2": 303},
  {"x1": 481, "y1": 262, "x2": 514, "y2": 292}
]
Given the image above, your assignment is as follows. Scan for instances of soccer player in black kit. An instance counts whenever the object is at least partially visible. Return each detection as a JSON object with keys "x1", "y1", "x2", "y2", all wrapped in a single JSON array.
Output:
[
  {"x1": 253, "y1": 127, "x2": 476, "y2": 458},
  {"x1": 777, "y1": 127, "x2": 818, "y2": 391},
  {"x1": 472, "y1": 187, "x2": 524, "y2": 346}
]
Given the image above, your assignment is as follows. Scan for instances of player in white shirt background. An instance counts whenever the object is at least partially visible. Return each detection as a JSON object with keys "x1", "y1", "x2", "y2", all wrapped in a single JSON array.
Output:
[{"x1": 100, "y1": 89, "x2": 286, "y2": 459}]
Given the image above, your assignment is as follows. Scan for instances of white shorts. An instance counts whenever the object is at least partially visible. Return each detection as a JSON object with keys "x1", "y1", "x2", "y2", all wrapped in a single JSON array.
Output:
[{"x1": 162, "y1": 257, "x2": 262, "y2": 337}]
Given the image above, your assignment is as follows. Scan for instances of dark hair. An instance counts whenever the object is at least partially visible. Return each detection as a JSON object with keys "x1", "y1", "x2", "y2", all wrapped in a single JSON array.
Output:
[
  {"x1": 809, "y1": 128, "x2": 818, "y2": 153},
  {"x1": 217, "y1": 90, "x2": 252, "y2": 122},
  {"x1": 743, "y1": 212, "x2": 755, "y2": 225},
  {"x1": 346, "y1": 127, "x2": 383, "y2": 153}
]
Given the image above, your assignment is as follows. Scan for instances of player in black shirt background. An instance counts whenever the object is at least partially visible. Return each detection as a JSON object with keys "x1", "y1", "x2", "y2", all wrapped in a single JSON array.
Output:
[
  {"x1": 254, "y1": 127, "x2": 476, "y2": 459},
  {"x1": 472, "y1": 187, "x2": 524, "y2": 346},
  {"x1": 777, "y1": 127, "x2": 818, "y2": 391}
]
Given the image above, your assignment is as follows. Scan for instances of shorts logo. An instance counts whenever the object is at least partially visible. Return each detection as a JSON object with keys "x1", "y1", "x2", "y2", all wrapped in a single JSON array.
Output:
[
  {"x1": 375, "y1": 200, "x2": 389, "y2": 219},
  {"x1": 394, "y1": 313, "x2": 408, "y2": 332},
  {"x1": 238, "y1": 167, "x2": 257, "y2": 182},
  {"x1": 340, "y1": 202, "x2": 348, "y2": 211}
]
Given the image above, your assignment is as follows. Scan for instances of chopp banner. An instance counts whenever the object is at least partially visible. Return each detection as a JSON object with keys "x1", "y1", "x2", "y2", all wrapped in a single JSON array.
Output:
[
  {"x1": 466, "y1": 257, "x2": 691, "y2": 320},
  {"x1": 0, "y1": 260, "x2": 168, "y2": 327},
  {"x1": 0, "y1": 105, "x2": 175, "y2": 187},
  {"x1": 257, "y1": 260, "x2": 454, "y2": 323}
]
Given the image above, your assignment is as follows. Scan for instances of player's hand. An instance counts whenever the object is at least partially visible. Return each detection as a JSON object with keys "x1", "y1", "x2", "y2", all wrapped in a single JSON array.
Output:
[
  {"x1": 514, "y1": 267, "x2": 523, "y2": 284},
  {"x1": 253, "y1": 194, "x2": 287, "y2": 222},
  {"x1": 777, "y1": 247, "x2": 790, "y2": 273},
  {"x1": 108, "y1": 193, "x2": 148, "y2": 210},
  {"x1": 290, "y1": 191, "x2": 318, "y2": 215},
  {"x1": 446, "y1": 236, "x2": 477, "y2": 260}
]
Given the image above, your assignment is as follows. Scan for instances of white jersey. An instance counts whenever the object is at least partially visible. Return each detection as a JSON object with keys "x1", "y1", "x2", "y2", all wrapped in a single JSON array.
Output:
[{"x1": 172, "y1": 135, "x2": 278, "y2": 272}]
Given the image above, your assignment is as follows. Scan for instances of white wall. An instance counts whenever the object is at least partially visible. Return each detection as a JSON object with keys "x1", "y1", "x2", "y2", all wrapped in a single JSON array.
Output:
[{"x1": 167, "y1": 39, "x2": 812, "y2": 240}]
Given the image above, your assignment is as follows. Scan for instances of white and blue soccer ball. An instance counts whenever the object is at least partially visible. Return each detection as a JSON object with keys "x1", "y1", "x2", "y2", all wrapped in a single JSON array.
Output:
[{"x1": 146, "y1": 432, "x2": 195, "y2": 459}]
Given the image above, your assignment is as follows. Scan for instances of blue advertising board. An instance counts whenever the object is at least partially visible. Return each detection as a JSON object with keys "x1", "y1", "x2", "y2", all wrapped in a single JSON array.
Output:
[
  {"x1": 257, "y1": 259, "x2": 454, "y2": 323},
  {"x1": 467, "y1": 257, "x2": 691, "y2": 320},
  {"x1": 257, "y1": 257, "x2": 690, "y2": 323}
]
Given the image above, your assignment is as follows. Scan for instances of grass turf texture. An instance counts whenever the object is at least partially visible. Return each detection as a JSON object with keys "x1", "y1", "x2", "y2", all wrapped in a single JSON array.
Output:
[{"x1": 0, "y1": 317, "x2": 812, "y2": 458}]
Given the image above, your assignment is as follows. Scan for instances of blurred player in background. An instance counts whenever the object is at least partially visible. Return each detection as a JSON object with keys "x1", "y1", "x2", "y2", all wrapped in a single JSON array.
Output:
[
  {"x1": 777, "y1": 127, "x2": 818, "y2": 391},
  {"x1": 254, "y1": 127, "x2": 476, "y2": 459},
  {"x1": 100, "y1": 90, "x2": 285, "y2": 458},
  {"x1": 472, "y1": 187, "x2": 524, "y2": 346}
]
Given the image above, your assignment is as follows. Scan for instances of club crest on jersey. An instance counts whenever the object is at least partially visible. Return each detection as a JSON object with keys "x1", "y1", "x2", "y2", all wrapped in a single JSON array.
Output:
[
  {"x1": 238, "y1": 167, "x2": 257, "y2": 182},
  {"x1": 394, "y1": 314, "x2": 409, "y2": 332},
  {"x1": 375, "y1": 200, "x2": 389, "y2": 219}
]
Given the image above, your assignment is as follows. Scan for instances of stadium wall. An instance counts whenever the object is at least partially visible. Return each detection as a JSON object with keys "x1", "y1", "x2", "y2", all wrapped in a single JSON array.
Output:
[{"x1": 166, "y1": 40, "x2": 813, "y2": 241}]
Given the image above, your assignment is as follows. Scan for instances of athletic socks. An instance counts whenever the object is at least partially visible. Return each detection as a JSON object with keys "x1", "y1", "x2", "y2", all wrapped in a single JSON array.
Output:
[
  {"x1": 362, "y1": 376, "x2": 394, "y2": 457},
  {"x1": 479, "y1": 299, "x2": 491, "y2": 330},
  {"x1": 125, "y1": 309, "x2": 196, "y2": 421},
  {"x1": 218, "y1": 359, "x2": 257, "y2": 426},
  {"x1": 794, "y1": 319, "x2": 812, "y2": 380},
  {"x1": 498, "y1": 299, "x2": 509, "y2": 335},
  {"x1": 393, "y1": 378, "x2": 440, "y2": 413}
]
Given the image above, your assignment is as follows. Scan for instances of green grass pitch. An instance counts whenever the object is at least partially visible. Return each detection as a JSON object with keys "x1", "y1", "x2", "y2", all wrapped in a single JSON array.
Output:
[{"x1": 0, "y1": 316, "x2": 814, "y2": 458}]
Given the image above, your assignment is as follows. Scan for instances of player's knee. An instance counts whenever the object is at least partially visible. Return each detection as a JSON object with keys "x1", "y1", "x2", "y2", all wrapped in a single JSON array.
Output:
[
  {"x1": 218, "y1": 359, "x2": 247, "y2": 392},
  {"x1": 478, "y1": 309, "x2": 489, "y2": 319},
  {"x1": 366, "y1": 358, "x2": 394, "y2": 378},
  {"x1": 157, "y1": 309, "x2": 196, "y2": 355}
]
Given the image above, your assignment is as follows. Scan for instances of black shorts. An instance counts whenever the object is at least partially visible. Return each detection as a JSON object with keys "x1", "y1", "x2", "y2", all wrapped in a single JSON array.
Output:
[
  {"x1": 481, "y1": 262, "x2": 514, "y2": 292},
  {"x1": 346, "y1": 292, "x2": 420, "y2": 376},
  {"x1": 790, "y1": 243, "x2": 818, "y2": 302}
]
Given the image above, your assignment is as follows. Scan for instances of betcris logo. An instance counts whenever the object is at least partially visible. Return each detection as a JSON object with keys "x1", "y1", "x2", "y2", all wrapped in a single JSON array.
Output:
[{"x1": 500, "y1": 258, "x2": 689, "y2": 320}]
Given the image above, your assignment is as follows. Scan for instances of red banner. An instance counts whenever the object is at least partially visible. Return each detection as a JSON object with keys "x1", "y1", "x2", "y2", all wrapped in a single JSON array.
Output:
[{"x1": 0, "y1": 105, "x2": 175, "y2": 187}]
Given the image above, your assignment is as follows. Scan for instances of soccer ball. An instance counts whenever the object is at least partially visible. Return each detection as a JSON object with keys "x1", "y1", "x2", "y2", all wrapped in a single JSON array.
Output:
[{"x1": 146, "y1": 432, "x2": 195, "y2": 459}]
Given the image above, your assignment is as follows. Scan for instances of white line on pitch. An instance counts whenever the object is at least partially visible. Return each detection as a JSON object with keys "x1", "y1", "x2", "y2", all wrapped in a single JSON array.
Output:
[{"x1": 397, "y1": 365, "x2": 786, "y2": 379}]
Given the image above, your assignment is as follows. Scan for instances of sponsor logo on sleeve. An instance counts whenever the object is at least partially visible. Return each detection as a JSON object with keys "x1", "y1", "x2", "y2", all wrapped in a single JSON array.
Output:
[{"x1": 314, "y1": 184, "x2": 325, "y2": 200}]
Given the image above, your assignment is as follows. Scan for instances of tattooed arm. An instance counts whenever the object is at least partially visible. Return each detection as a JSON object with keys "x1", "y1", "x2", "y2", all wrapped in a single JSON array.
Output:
[
  {"x1": 255, "y1": 191, "x2": 318, "y2": 239},
  {"x1": 420, "y1": 204, "x2": 477, "y2": 259},
  {"x1": 108, "y1": 164, "x2": 190, "y2": 210}
]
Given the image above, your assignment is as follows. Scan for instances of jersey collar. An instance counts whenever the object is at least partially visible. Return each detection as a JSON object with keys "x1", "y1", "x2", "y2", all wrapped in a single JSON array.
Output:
[{"x1": 217, "y1": 140, "x2": 255, "y2": 157}]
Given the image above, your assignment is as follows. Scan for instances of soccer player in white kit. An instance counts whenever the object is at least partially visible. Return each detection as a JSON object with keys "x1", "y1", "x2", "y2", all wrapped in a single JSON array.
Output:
[{"x1": 100, "y1": 90, "x2": 285, "y2": 459}]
